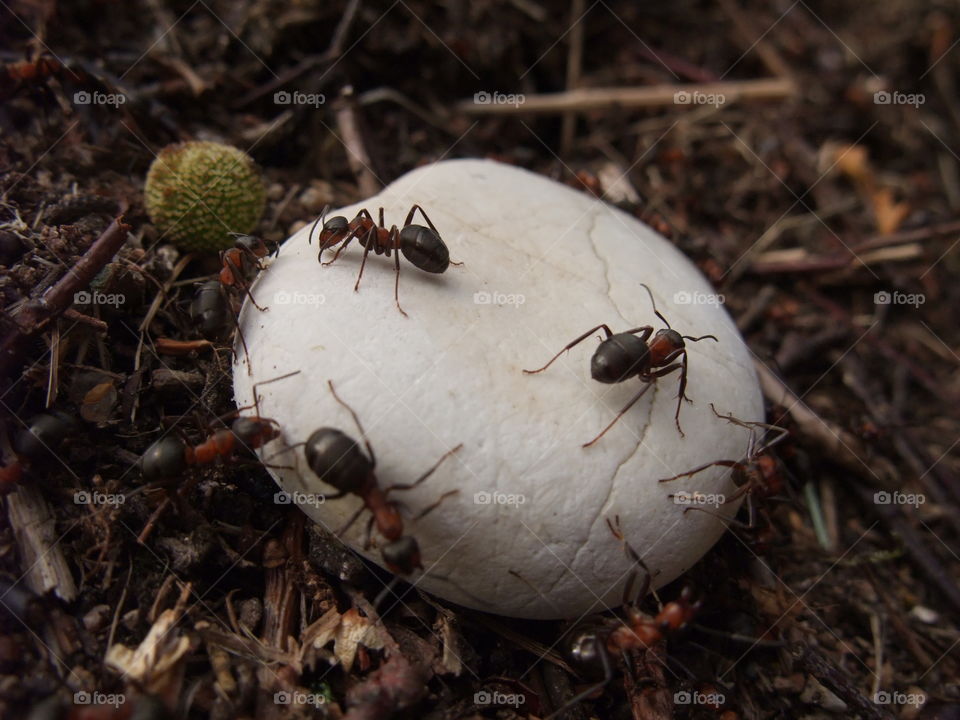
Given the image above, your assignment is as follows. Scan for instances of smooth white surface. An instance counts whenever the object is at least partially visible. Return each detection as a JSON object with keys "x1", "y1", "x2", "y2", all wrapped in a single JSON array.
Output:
[{"x1": 233, "y1": 159, "x2": 763, "y2": 619}]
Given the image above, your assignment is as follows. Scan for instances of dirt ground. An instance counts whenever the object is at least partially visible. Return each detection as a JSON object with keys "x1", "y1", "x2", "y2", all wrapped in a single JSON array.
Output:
[{"x1": 1, "y1": 1, "x2": 959, "y2": 719}]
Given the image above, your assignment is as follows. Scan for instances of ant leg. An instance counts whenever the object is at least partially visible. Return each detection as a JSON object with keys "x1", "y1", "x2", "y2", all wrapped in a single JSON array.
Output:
[
  {"x1": 320, "y1": 232, "x2": 355, "y2": 266},
  {"x1": 385, "y1": 443, "x2": 463, "y2": 494},
  {"x1": 412, "y1": 489, "x2": 459, "y2": 521},
  {"x1": 583, "y1": 381, "x2": 655, "y2": 448},
  {"x1": 391, "y1": 228, "x2": 408, "y2": 317},
  {"x1": 225, "y1": 255, "x2": 268, "y2": 312},
  {"x1": 243, "y1": 371, "x2": 301, "y2": 417},
  {"x1": 353, "y1": 226, "x2": 376, "y2": 292},
  {"x1": 523, "y1": 325, "x2": 615, "y2": 375},
  {"x1": 327, "y1": 380, "x2": 375, "y2": 465},
  {"x1": 658, "y1": 459, "x2": 738, "y2": 483},
  {"x1": 708, "y1": 404, "x2": 790, "y2": 454},
  {"x1": 543, "y1": 637, "x2": 613, "y2": 720},
  {"x1": 233, "y1": 317, "x2": 253, "y2": 377},
  {"x1": 403, "y1": 203, "x2": 438, "y2": 233},
  {"x1": 334, "y1": 503, "x2": 368, "y2": 538},
  {"x1": 607, "y1": 516, "x2": 652, "y2": 604},
  {"x1": 681, "y1": 503, "x2": 755, "y2": 530},
  {"x1": 622, "y1": 325, "x2": 655, "y2": 342}
]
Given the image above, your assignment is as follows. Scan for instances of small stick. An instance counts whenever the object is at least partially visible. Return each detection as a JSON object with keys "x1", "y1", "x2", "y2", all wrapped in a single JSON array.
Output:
[
  {"x1": 334, "y1": 86, "x2": 381, "y2": 198},
  {"x1": 457, "y1": 78, "x2": 795, "y2": 115}
]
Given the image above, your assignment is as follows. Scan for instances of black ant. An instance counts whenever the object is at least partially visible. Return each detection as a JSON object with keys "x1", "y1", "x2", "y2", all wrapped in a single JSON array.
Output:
[
  {"x1": 545, "y1": 517, "x2": 700, "y2": 719},
  {"x1": 300, "y1": 380, "x2": 461, "y2": 588},
  {"x1": 308, "y1": 204, "x2": 457, "y2": 317},
  {"x1": 1, "y1": 411, "x2": 78, "y2": 493},
  {"x1": 658, "y1": 404, "x2": 789, "y2": 530},
  {"x1": 523, "y1": 283, "x2": 718, "y2": 446}
]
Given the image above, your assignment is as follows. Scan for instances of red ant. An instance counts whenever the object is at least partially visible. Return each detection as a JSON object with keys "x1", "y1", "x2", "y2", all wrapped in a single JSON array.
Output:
[
  {"x1": 546, "y1": 517, "x2": 700, "y2": 719},
  {"x1": 1, "y1": 411, "x2": 78, "y2": 493},
  {"x1": 524, "y1": 283, "x2": 718, "y2": 445},
  {"x1": 300, "y1": 380, "x2": 461, "y2": 590},
  {"x1": 308, "y1": 204, "x2": 457, "y2": 317},
  {"x1": 136, "y1": 372, "x2": 298, "y2": 541},
  {"x1": 219, "y1": 232, "x2": 274, "y2": 312},
  {"x1": 658, "y1": 404, "x2": 789, "y2": 530}
]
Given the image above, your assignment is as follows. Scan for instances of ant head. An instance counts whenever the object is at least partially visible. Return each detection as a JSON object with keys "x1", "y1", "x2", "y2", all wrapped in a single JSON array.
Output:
[
  {"x1": 231, "y1": 416, "x2": 280, "y2": 447},
  {"x1": 565, "y1": 626, "x2": 610, "y2": 679},
  {"x1": 230, "y1": 233, "x2": 265, "y2": 254},
  {"x1": 381, "y1": 536, "x2": 421, "y2": 575},
  {"x1": 399, "y1": 225, "x2": 449, "y2": 273},
  {"x1": 304, "y1": 427, "x2": 373, "y2": 493},
  {"x1": 654, "y1": 327, "x2": 685, "y2": 351}
]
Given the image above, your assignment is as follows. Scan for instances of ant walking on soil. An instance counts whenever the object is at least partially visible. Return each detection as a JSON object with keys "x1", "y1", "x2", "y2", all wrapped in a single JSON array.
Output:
[
  {"x1": 658, "y1": 404, "x2": 789, "y2": 530},
  {"x1": 545, "y1": 516, "x2": 700, "y2": 719},
  {"x1": 0, "y1": 411, "x2": 78, "y2": 493},
  {"x1": 524, "y1": 283, "x2": 718, "y2": 446},
  {"x1": 308, "y1": 204, "x2": 458, "y2": 316}
]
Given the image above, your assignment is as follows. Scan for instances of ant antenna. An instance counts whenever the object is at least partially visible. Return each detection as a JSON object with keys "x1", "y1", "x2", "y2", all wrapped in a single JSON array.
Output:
[
  {"x1": 682, "y1": 333, "x2": 718, "y2": 343},
  {"x1": 639, "y1": 283, "x2": 671, "y2": 328},
  {"x1": 307, "y1": 205, "x2": 330, "y2": 246},
  {"x1": 250, "y1": 370, "x2": 301, "y2": 418}
]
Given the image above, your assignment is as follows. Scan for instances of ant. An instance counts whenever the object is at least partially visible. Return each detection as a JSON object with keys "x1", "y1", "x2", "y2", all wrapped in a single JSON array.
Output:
[
  {"x1": 547, "y1": 517, "x2": 700, "y2": 719},
  {"x1": 658, "y1": 404, "x2": 789, "y2": 530},
  {"x1": 300, "y1": 380, "x2": 461, "y2": 587},
  {"x1": 523, "y1": 283, "x2": 718, "y2": 446},
  {"x1": 219, "y1": 232, "x2": 275, "y2": 312},
  {"x1": 136, "y1": 372, "x2": 298, "y2": 541},
  {"x1": 308, "y1": 204, "x2": 457, "y2": 317},
  {"x1": 1, "y1": 411, "x2": 78, "y2": 493}
]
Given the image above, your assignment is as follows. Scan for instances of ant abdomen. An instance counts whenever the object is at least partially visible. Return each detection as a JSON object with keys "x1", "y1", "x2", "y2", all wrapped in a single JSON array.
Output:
[
  {"x1": 141, "y1": 436, "x2": 187, "y2": 482},
  {"x1": 14, "y1": 411, "x2": 77, "y2": 459},
  {"x1": 399, "y1": 224, "x2": 449, "y2": 273},
  {"x1": 591, "y1": 334, "x2": 650, "y2": 384},
  {"x1": 304, "y1": 427, "x2": 373, "y2": 492}
]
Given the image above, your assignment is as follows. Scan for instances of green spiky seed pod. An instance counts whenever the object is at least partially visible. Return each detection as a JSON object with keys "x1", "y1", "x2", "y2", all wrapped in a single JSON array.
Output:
[{"x1": 145, "y1": 141, "x2": 265, "y2": 252}]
